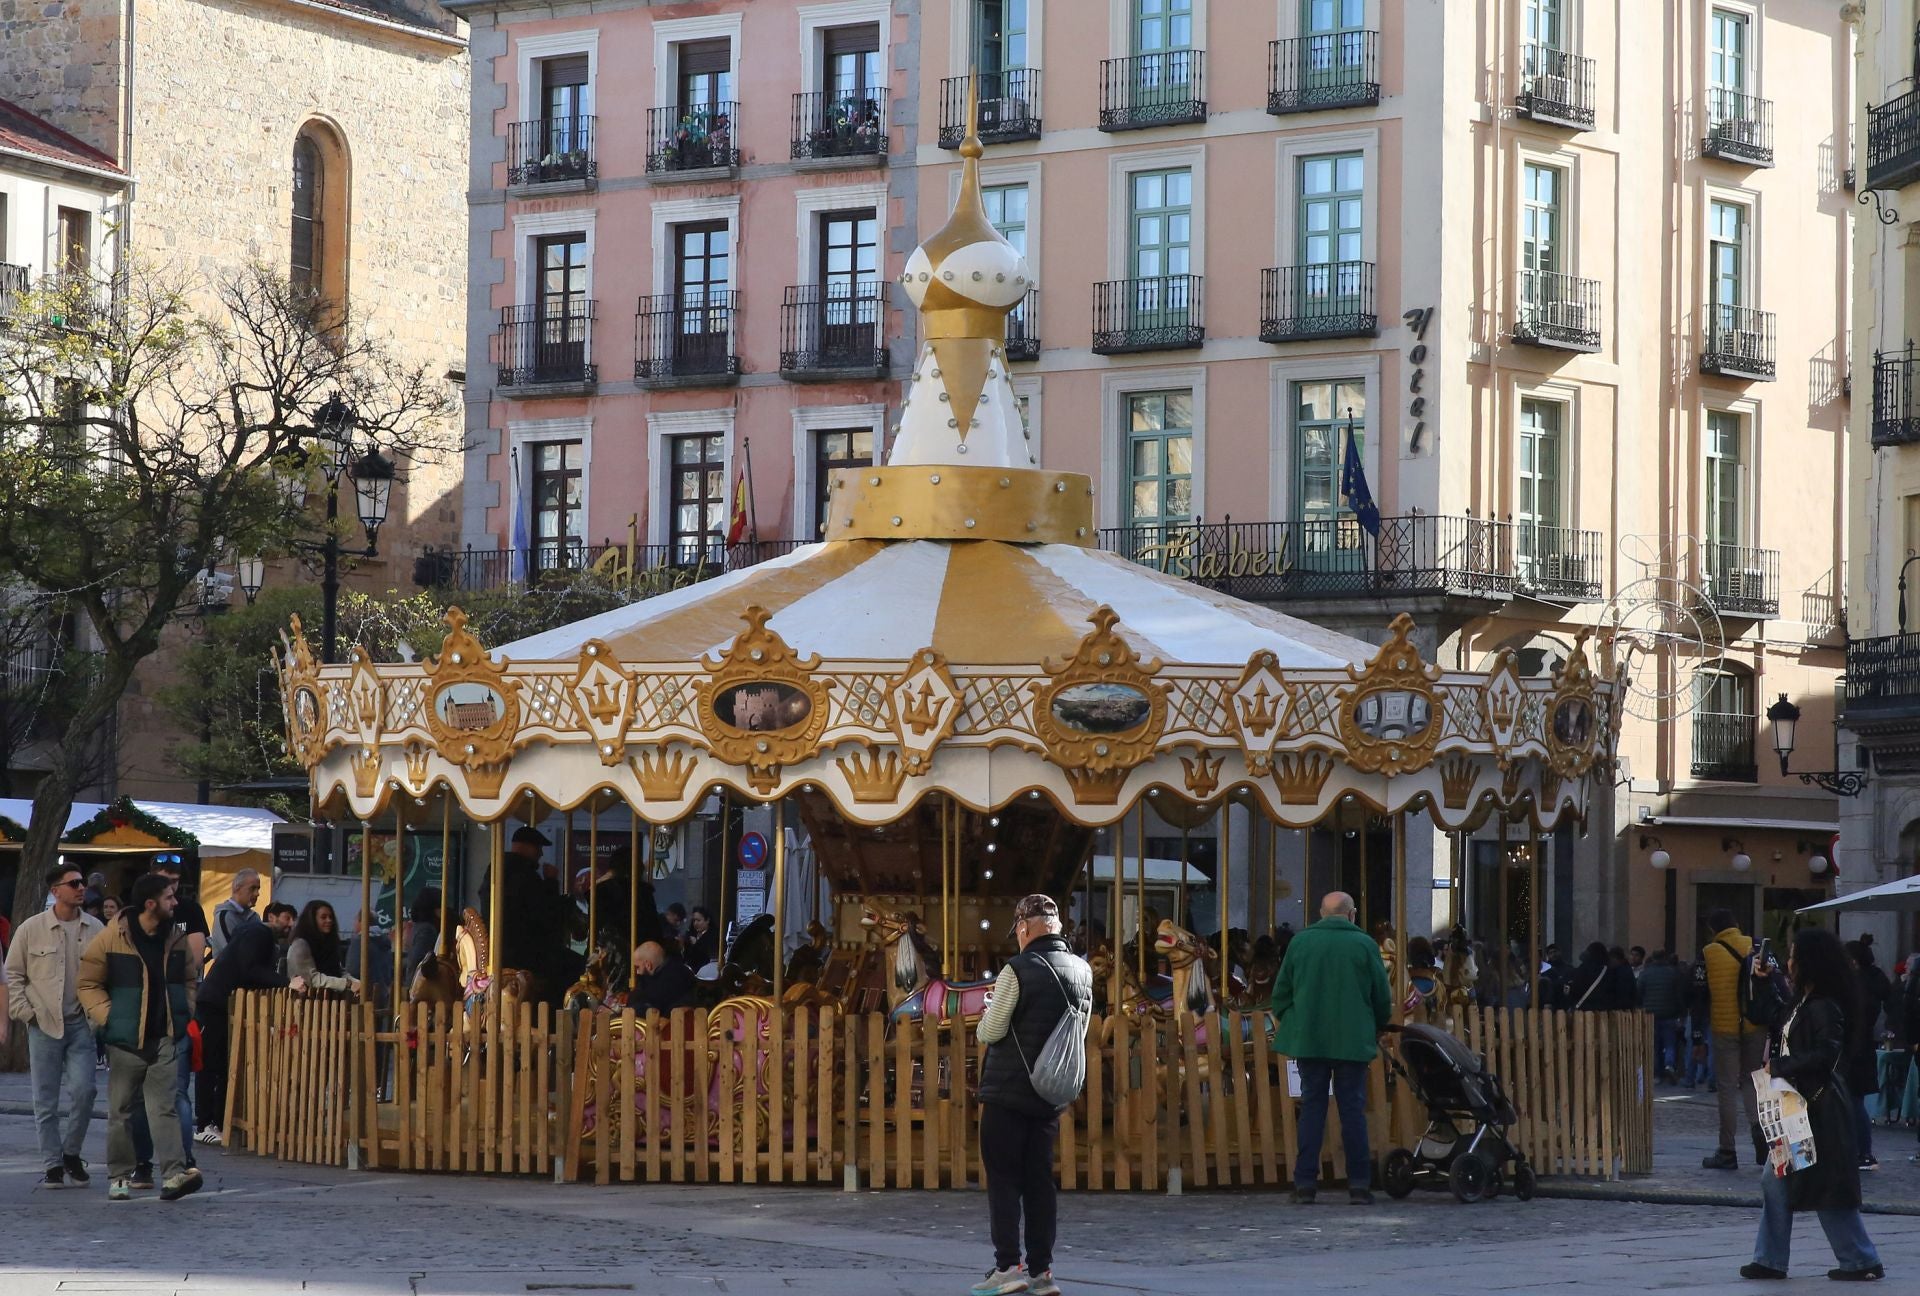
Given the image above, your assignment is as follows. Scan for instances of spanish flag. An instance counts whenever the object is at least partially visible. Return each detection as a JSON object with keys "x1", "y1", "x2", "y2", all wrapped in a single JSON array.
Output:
[{"x1": 725, "y1": 467, "x2": 749, "y2": 545}]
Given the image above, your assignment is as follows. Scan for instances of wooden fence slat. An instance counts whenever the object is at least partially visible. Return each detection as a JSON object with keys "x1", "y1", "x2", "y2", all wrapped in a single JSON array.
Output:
[
  {"x1": 1085, "y1": 1014, "x2": 1104, "y2": 1190},
  {"x1": 791, "y1": 1006, "x2": 811, "y2": 1184},
  {"x1": 819, "y1": 1008, "x2": 837, "y2": 1184},
  {"x1": 765, "y1": 1008, "x2": 784, "y2": 1187},
  {"x1": 692, "y1": 1008, "x2": 713, "y2": 1184},
  {"x1": 1110, "y1": 1013, "x2": 1131, "y2": 1189},
  {"x1": 892, "y1": 1018, "x2": 911, "y2": 1190}
]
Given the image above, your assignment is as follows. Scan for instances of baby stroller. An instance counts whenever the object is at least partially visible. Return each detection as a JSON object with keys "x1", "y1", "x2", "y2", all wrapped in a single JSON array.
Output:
[{"x1": 1380, "y1": 1022, "x2": 1535, "y2": 1203}]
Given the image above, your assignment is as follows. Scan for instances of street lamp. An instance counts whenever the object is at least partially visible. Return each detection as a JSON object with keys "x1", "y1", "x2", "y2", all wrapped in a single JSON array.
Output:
[
  {"x1": 1722, "y1": 837, "x2": 1752, "y2": 871},
  {"x1": 351, "y1": 447, "x2": 395, "y2": 541},
  {"x1": 1767, "y1": 690, "x2": 1869, "y2": 797},
  {"x1": 237, "y1": 555, "x2": 264, "y2": 605}
]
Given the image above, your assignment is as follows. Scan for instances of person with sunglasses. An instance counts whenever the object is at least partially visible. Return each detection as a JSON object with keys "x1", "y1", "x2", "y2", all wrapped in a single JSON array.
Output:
[{"x1": 5, "y1": 863, "x2": 106, "y2": 1188}]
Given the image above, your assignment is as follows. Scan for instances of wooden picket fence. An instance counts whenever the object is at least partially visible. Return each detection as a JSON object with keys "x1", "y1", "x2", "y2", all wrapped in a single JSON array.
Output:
[{"x1": 222, "y1": 992, "x2": 1651, "y2": 1186}]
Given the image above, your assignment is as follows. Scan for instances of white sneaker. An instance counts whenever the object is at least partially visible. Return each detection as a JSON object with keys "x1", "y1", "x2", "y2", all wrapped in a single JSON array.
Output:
[
  {"x1": 194, "y1": 1127, "x2": 222, "y2": 1145},
  {"x1": 970, "y1": 1268, "x2": 1029, "y2": 1296}
]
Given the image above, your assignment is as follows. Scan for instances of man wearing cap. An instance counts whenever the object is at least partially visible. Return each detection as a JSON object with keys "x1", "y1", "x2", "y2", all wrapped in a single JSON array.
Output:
[
  {"x1": 971, "y1": 894, "x2": 1092, "y2": 1296},
  {"x1": 495, "y1": 825, "x2": 585, "y2": 1005}
]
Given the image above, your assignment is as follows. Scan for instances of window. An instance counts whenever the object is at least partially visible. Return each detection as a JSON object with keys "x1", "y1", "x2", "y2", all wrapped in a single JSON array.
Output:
[
  {"x1": 1292, "y1": 379, "x2": 1366, "y2": 564},
  {"x1": 55, "y1": 207, "x2": 89, "y2": 278},
  {"x1": 1709, "y1": 9, "x2": 1749, "y2": 95},
  {"x1": 812, "y1": 427, "x2": 874, "y2": 536},
  {"x1": 668, "y1": 433, "x2": 727, "y2": 562},
  {"x1": 529, "y1": 441, "x2": 583, "y2": 570},
  {"x1": 1517, "y1": 398, "x2": 1564, "y2": 576},
  {"x1": 1692, "y1": 662, "x2": 1756, "y2": 782},
  {"x1": 824, "y1": 25, "x2": 882, "y2": 99},
  {"x1": 1133, "y1": 0, "x2": 1192, "y2": 55},
  {"x1": 1298, "y1": 152, "x2": 1363, "y2": 309},
  {"x1": 1302, "y1": 0, "x2": 1367, "y2": 88},
  {"x1": 1524, "y1": 0, "x2": 1564, "y2": 51},
  {"x1": 1704, "y1": 409, "x2": 1746, "y2": 576},
  {"x1": 976, "y1": 0, "x2": 1029, "y2": 73},
  {"x1": 1521, "y1": 163, "x2": 1562, "y2": 275},
  {"x1": 983, "y1": 184, "x2": 1028, "y2": 254},
  {"x1": 1128, "y1": 168, "x2": 1193, "y2": 326},
  {"x1": 1709, "y1": 199, "x2": 1747, "y2": 311},
  {"x1": 672, "y1": 221, "x2": 731, "y2": 369},
  {"x1": 535, "y1": 234, "x2": 590, "y2": 369},
  {"x1": 817, "y1": 209, "x2": 879, "y2": 357},
  {"x1": 290, "y1": 124, "x2": 348, "y2": 308},
  {"x1": 0, "y1": 194, "x2": 11, "y2": 263},
  {"x1": 290, "y1": 137, "x2": 320, "y2": 291},
  {"x1": 1124, "y1": 390, "x2": 1194, "y2": 529},
  {"x1": 677, "y1": 40, "x2": 731, "y2": 111}
]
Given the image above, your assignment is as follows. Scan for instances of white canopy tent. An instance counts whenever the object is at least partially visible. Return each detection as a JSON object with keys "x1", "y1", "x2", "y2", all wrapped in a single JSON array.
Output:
[
  {"x1": 1797, "y1": 873, "x2": 1920, "y2": 914},
  {"x1": 1089, "y1": 855, "x2": 1212, "y2": 886}
]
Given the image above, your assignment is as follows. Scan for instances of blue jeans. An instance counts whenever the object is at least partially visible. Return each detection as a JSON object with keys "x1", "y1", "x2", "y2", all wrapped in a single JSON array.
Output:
[
  {"x1": 1653, "y1": 1016, "x2": 1686, "y2": 1078},
  {"x1": 27, "y1": 1012, "x2": 97, "y2": 1171},
  {"x1": 1753, "y1": 1166, "x2": 1881, "y2": 1272},
  {"x1": 1294, "y1": 1058, "x2": 1371, "y2": 1190}
]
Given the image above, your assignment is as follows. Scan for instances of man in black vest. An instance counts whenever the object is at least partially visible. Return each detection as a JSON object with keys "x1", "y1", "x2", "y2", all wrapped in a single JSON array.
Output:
[{"x1": 972, "y1": 894, "x2": 1092, "y2": 1296}]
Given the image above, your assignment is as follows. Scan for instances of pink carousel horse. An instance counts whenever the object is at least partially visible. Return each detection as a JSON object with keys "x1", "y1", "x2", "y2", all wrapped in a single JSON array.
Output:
[{"x1": 859, "y1": 906, "x2": 996, "y2": 1023}]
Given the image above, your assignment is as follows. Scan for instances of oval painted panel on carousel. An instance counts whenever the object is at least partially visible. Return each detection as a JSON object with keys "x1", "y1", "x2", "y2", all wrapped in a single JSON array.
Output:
[
  {"x1": 1551, "y1": 696, "x2": 1594, "y2": 747},
  {"x1": 434, "y1": 681, "x2": 506, "y2": 731},
  {"x1": 292, "y1": 686, "x2": 321, "y2": 733},
  {"x1": 1350, "y1": 687, "x2": 1432, "y2": 743},
  {"x1": 714, "y1": 681, "x2": 812, "y2": 732},
  {"x1": 1049, "y1": 682, "x2": 1152, "y2": 735}
]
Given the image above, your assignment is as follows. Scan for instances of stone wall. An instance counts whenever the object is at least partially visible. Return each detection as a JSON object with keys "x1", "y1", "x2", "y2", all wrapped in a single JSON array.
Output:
[{"x1": 0, "y1": 0, "x2": 126, "y2": 163}]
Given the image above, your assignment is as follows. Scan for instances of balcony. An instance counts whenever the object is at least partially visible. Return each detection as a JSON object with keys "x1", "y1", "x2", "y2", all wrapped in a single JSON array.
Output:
[
  {"x1": 1868, "y1": 87, "x2": 1920, "y2": 191},
  {"x1": 1267, "y1": 33, "x2": 1379, "y2": 115},
  {"x1": 495, "y1": 303, "x2": 597, "y2": 393},
  {"x1": 419, "y1": 538, "x2": 804, "y2": 595},
  {"x1": 1099, "y1": 51, "x2": 1206, "y2": 131},
  {"x1": 1873, "y1": 344, "x2": 1920, "y2": 447},
  {"x1": 1097, "y1": 514, "x2": 1606, "y2": 604},
  {"x1": 1091, "y1": 275, "x2": 1203, "y2": 355},
  {"x1": 507, "y1": 116, "x2": 596, "y2": 190},
  {"x1": 1690, "y1": 710, "x2": 1758, "y2": 783},
  {"x1": 1006, "y1": 288, "x2": 1040, "y2": 362},
  {"x1": 1700, "y1": 542, "x2": 1780, "y2": 617},
  {"x1": 939, "y1": 70, "x2": 1042, "y2": 147},
  {"x1": 1513, "y1": 269, "x2": 1602, "y2": 353},
  {"x1": 634, "y1": 293, "x2": 740, "y2": 389},
  {"x1": 1516, "y1": 44, "x2": 1595, "y2": 130},
  {"x1": 1701, "y1": 304, "x2": 1775, "y2": 381},
  {"x1": 1703, "y1": 89, "x2": 1773, "y2": 166},
  {"x1": 1260, "y1": 262, "x2": 1377, "y2": 342},
  {"x1": 1846, "y1": 633, "x2": 1920, "y2": 726},
  {"x1": 779, "y1": 282, "x2": 889, "y2": 381},
  {"x1": 790, "y1": 89, "x2": 889, "y2": 165},
  {"x1": 645, "y1": 103, "x2": 739, "y2": 179}
]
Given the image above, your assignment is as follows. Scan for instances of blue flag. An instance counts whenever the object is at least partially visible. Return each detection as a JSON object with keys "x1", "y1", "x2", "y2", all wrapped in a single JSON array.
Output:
[{"x1": 1339, "y1": 418, "x2": 1380, "y2": 538}]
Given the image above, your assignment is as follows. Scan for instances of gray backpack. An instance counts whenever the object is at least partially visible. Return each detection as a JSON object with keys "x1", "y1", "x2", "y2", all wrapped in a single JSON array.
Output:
[{"x1": 1009, "y1": 956, "x2": 1090, "y2": 1110}]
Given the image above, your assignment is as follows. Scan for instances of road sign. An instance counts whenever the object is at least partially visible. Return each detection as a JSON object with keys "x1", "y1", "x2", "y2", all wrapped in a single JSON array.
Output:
[{"x1": 738, "y1": 830, "x2": 768, "y2": 871}]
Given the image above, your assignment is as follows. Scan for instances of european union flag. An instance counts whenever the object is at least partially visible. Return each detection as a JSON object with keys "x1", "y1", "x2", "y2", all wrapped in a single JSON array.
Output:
[{"x1": 1339, "y1": 416, "x2": 1380, "y2": 539}]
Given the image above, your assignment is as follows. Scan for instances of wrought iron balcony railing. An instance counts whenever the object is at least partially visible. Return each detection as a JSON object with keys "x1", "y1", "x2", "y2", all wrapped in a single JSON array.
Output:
[
  {"x1": 1099, "y1": 51, "x2": 1206, "y2": 131},
  {"x1": 645, "y1": 102, "x2": 739, "y2": 174},
  {"x1": 1260, "y1": 262, "x2": 1377, "y2": 342},
  {"x1": 1096, "y1": 514, "x2": 1606, "y2": 603},
  {"x1": 791, "y1": 89, "x2": 889, "y2": 162},
  {"x1": 1267, "y1": 33, "x2": 1379, "y2": 115},
  {"x1": 1690, "y1": 709, "x2": 1758, "y2": 783},
  {"x1": 1868, "y1": 86, "x2": 1920, "y2": 191},
  {"x1": 779, "y1": 281, "x2": 889, "y2": 379},
  {"x1": 1513, "y1": 269, "x2": 1602, "y2": 352},
  {"x1": 420, "y1": 539, "x2": 805, "y2": 594},
  {"x1": 1846, "y1": 633, "x2": 1920, "y2": 717},
  {"x1": 1703, "y1": 88, "x2": 1773, "y2": 166},
  {"x1": 1516, "y1": 43, "x2": 1595, "y2": 129},
  {"x1": 1092, "y1": 274, "x2": 1204, "y2": 354},
  {"x1": 634, "y1": 292, "x2": 740, "y2": 388},
  {"x1": 507, "y1": 116, "x2": 597, "y2": 187},
  {"x1": 1873, "y1": 344, "x2": 1920, "y2": 447},
  {"x1": 1006, "y1": 289, "x2": 1040, "y2": 362},
  {"x1": 939, "y1": 70, "x2": 1042, "y2": 147},
  {"x1": 1700, "y1": 542, "x2": 1780, "y2": 617},
  {"x1": 1701, "y1": 304, "x2": 1775, "y2": 381},
  {"x1": 495, "y1": 302, "x2": 597, "y2": 389}
]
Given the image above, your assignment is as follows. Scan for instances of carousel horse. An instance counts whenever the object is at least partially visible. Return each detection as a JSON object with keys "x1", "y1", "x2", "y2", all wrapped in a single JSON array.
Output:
[
  {"x1": 1154, "y1": 919, "x2": 1260, "y2": 1047},
  {"x1": 859, "y1": 905, "x2": 996, "y2": 1023},
  {"x1": 453, "y1": 907, "x2": 532, "y2": 1007},
  {"x1": 563, "y1": 945, "x2": 613, "y2": 1011},
  {"x1": 1088, "y1": 940, "x2": 1168, "y2": 1020},
  {"x1": 408, "y1": 951, "x2": 462, "y2": 1006}
]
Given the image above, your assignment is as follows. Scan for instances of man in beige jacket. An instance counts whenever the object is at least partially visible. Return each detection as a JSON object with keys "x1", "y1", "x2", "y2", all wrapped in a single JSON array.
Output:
[{"x1": 5, "y1": 861, "x2": 105, "y2": 1188}]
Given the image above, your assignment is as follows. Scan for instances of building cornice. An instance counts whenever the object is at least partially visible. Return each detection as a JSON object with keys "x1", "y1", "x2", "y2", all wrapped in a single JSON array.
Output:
[
  {"x1": 0, "y1": 144, "x2": 133, "y2": 190},
  {"x1": 244, "y1": 0, "x2": 468, "y2": 48}
]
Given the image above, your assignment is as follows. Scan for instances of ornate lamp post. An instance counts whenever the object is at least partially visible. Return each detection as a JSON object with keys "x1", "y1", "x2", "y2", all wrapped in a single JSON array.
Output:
[{"x1": 1767, "y1": 692, "x2": 1867, "y2": 797}]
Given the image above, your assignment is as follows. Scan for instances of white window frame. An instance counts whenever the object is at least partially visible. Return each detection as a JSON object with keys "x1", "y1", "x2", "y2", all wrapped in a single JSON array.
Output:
[
  {"x1": 1513, "y1": 381, "x2": 1578, "y2": 529},
  {"x1": 795, "y1": 182, "x2": 890, "y2": 284},
  {"x1": 791, "y1": 402, "x2": 888, "y2": 542},
  {"x1": 950, "y1": 160, "x2": 1042, "y2": 281},
  {"x1": 1265, "y1": 355, "x2": 1381, "y2": 522},
  {"x1": 1699, "y1": 397, "x2": 1758, "y2": 552},
  {"x1": 948, "y1": 0, "x2": 1049, "y2": 74},
  {"x1": 1108, "y1": 145, "x2": 1206, "y2": 281},
  {"x1": 1099, "y1": 365, "x2": 1206, "y2": 530},
  {"x1": 507, "y1": 416, "x2": 593, "y2": 554},
  {"x1": 1516, "y1": 143, "x2": 1578, "y2": 276},
  {"x1": 650, "y1": 195, "x2": 742, "y2": 299},
  {"x1": 515, "y1": 30, "x2": 600, "y2": 122},
  {"x1": 1706, "y1": 2, "x2": 1760, "y2": 98},
  {"x1": 1514, "y1": 0, "x2": 1580, "y2": 56},
  {"x1": 1107, "y1": 0, "x2": 1208, "y2": 57},
  {"x1": 512, "y1": 208, "x2": 597, "y2": 308},
  {"x1": 1274, "y1": 129, "x2": 1379, "y2": 271},
  {"x1": 646, "y1": 407, "x2": 737, "y2": 548},
  {"x1": 1702, "y1": 184, "x2": 1759, "y2": 313},
  {"x1": 799, "y1": 1, "x2": 893, "y2": 98},
  {"x1": 653, "y1": 12, "x2": 744, "y2": 109}
]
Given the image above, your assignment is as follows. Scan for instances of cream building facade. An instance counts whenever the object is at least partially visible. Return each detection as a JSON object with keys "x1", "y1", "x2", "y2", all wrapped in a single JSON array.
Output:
[{"x1": 1, "y1": 0, "x2": 471, "y2": 801}]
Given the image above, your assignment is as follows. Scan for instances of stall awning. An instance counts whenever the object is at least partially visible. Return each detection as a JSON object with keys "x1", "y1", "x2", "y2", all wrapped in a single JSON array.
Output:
[
  {"x1": 1798, "y1": 874, "x2": 1920, "y2": 914},
  {"x1": 0, "y1": 797, "x2": 285, "y2": 858},
  {"x1": 1089, "y1": 855, "x2": 1211, "y2": 885},
  {"x1": 1641, "y1": 815, "x2": 1838, "y2": 836}
]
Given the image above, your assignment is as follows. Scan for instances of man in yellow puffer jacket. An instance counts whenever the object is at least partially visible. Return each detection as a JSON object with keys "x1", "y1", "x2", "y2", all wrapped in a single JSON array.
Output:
[{"x1": 1700, "y1": 908, "x2": 1762, "y2": 1170}]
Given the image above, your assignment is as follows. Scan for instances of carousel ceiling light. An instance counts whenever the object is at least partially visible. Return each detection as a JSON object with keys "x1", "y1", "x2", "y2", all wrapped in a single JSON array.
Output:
[
  {"x1": 986, "y1": 843, "x2": 996, "y2": 852},
  {"x1": 983, "y1": 869, "x2": 994, "y2": 880}
]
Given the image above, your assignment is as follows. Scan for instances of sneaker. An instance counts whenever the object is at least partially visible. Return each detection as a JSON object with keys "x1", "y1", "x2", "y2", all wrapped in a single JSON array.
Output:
[
  {"x1": 1349, "y1": 1189, "x2": 1376, "y2": 1206},
  {"x1": 130, "y1": 1164, "x2": 154, "y2": 1190},
  {"x1": 969, "y1": 1267, "x2": 1029, "y2": 1296},
  {"x1": 1827, "y1": 1264, "x2": 1885, "y2": 1281},
  {"x1": 1739, "y1": 1262, "x2": 1788, "y2": 1280},
  {"x1": 62, "y1": 1155, "x2": 90, "y2": 1186},
  {"x1": 195, "y1": 1127, "x2": 222, "y2": 1146},
  {"x1": 1859, "y1": 1156, "x2": 1880, "y2": 1171},
  {"x1": 1027, "y1": 1274, "x2": 1061, "y2": 1296},
  {"x1": 107, "y1": 1178, "x2": 131, "y2": 1202},
  {"x1": 158, "y1": 1167, "x2": 202, "y2": 1202},
  {"x1": 39, "y1": 1167, "x2": 64, "y2": 1189},
  {"x1": 1703, "y1": 1148, "x2": 1740, "y2": 1170},
  {"x1": 1291, "y1": 1186, "x2": 1317, "y2": 1204}
]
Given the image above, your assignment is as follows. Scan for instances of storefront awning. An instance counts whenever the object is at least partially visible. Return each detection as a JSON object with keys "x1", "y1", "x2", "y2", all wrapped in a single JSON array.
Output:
[
  {"x1": 1799, "y1": 873, "x2": 1920, "y2": 914},
  {"x1": 1641, "y1": 815, "x2": 1838, "y2": 836}
]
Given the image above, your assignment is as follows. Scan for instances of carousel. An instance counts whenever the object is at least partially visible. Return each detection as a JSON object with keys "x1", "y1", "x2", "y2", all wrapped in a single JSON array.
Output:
[{"x1": 244, "y1": 94, "x2": 1640, "y2": 1189}]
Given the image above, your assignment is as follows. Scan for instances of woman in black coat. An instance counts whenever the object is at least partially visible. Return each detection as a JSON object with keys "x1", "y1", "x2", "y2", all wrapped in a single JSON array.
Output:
[{"x1": 1742, "y1": 928, "x2": 1884, "y2": 1281}]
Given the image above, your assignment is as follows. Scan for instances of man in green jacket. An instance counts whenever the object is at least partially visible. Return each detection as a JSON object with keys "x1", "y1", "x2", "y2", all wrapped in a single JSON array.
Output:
[{"x1": 1270, "y1": 890, "x2": 1391, "y2": 1205}]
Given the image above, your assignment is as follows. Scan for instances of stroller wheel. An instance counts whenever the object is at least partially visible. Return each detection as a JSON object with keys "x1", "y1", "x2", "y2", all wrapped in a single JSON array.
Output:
[
  {"x1": 1382, "y1": 1148, "x2": 1417, "y2": 1199},
  {"x1": 1485, "y1": 1164, "x2": 1503, "y2": 1199},
  {"x1": 1513, "y1": 1164, "x2": 1537, "y2": 1201},
  {"x1": 1448, "y1": 1151, "x2": 1492, "y2": 1204}
]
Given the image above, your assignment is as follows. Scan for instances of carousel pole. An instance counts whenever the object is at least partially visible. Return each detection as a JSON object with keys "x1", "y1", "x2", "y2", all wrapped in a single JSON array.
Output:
[
  {"x1": 358, "y1": 820, "x2": 373, "y2": 992},
  {"x1": 588, "y1": 798, "x2": 600, "y2": 956},
  {"x1": 772, "y1": 797, "x2": 787, "y2": 1004},
  {"x1": 718, "y1": 788, "x2": 730, "y2": 945},
  {"x1": 1391, "y1": 809, "x2": 1408, "y2": 1012},
  {"x1": 629, "y1": 814, "x2": 640, "y2": 982},
  {"x1": 1135, "y1": 803, "x2": 1148, "y2": 993},
  {"x1": 1178, "y1": 824, "x2": 1189, "y2": 928},
  {"x1": 1528, "y1": 832, "x2": 1542, "y2": 1010},
  {"x1": 392, "y1": 807, "x2": 406, "y2": 1024},
  {"x1": 1108, "y1": 824, "x2": 1123, "y2": 1012},
  {"x1": 941, "y1": 797, "x2": 952, "y2": 975},
  {"x1": 1495, "y1": 808, "x2": 1510, "y2": 1000},
  {"x1": 487, "y1": 820, "x2": 504, "y2": 983},
  {"x1": 1356, "y1": 805, "x2": 1371, "y2": 935},
  {"x1": 1267, "y1": 817, "x2": 1278, "y2": 937},
  {"x1": 561, "y1": 809, "x2": 572, "y2": 897},
  {"x1": 1219, "y1": 798, "x2": 1231, "y2": 1008},
  {"x1": 438, "y1": 795, "x2": 451, "y2": 957}
]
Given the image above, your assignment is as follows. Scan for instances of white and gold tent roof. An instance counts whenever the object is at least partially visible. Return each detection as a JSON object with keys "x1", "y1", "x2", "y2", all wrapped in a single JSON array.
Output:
[{"x1": 279, "y1": 97, "x2": 1622, "y2": 832}]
